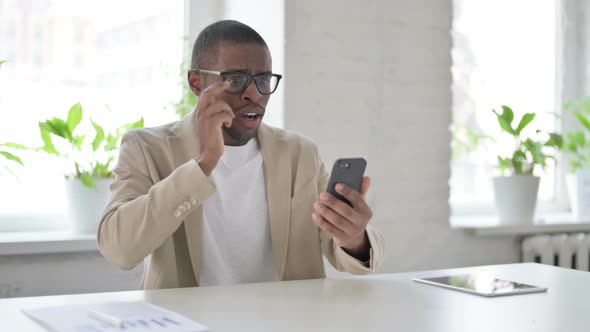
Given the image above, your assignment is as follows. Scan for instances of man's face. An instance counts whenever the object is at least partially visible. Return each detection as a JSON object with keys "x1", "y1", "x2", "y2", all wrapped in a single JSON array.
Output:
[{"x1": 191, "y1": 41, "x2": 272, "y2": 146}]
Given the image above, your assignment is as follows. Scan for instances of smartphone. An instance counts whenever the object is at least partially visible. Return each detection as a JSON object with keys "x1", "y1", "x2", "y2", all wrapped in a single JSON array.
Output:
[{"x1": 326, "y1": 158, "x2": 367, "y2": 206}]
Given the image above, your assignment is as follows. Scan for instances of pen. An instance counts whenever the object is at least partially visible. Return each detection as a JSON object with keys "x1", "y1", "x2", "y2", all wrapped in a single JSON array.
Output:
[{"x1": 88, "y1": 309, "x2": 125, "y2": 328}]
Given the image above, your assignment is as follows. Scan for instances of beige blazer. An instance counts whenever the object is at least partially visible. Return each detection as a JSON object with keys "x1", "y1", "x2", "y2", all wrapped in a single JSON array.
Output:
[{"x1": 98, "y1": 112, "x2": 385, "y2": 290}]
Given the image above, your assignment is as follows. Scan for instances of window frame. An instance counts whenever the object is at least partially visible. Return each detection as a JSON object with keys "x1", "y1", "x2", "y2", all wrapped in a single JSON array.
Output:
[{"x1": 450, "y1": 0, "x2": 575, "y2": 218}]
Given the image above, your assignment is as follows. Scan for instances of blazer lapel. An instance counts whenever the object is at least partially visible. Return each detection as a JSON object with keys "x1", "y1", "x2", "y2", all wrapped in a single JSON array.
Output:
[
  {"x1": 258, "y1": 124, "x2": 291, "y2": 278},
  {"x1": 167, "y1": 111, "x2": 204, "y2": 284}
]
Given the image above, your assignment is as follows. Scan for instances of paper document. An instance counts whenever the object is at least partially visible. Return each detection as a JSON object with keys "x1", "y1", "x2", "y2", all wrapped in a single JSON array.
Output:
[{"x1": 23, "y1": 301, "x2": 208, "y2": 332}]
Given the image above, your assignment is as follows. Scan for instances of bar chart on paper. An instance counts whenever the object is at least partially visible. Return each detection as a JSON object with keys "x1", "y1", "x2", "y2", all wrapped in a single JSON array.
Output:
[{"x1": 23, "y1": 301, "x2": 208, "y2": 332}]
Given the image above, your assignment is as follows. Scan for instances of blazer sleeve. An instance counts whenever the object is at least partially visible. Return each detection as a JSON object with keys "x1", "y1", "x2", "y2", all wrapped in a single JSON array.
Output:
[
  {"x1": 97, "y1": 132, "x2": 215, "y2": 270},
  {"x1": 317, "y1": 158, "x2": 385, "y2": 274}
]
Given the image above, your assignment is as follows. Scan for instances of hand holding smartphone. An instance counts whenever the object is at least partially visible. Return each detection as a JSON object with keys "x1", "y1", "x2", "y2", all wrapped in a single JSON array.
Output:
[{"x1": 326, "y1": 158, "x2": 367, "y2": 206}]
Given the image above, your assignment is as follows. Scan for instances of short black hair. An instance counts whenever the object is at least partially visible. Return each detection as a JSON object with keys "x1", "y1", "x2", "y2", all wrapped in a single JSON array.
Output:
[{"x1": 190, "y1": 20, "x2": 269, "y2": 70}]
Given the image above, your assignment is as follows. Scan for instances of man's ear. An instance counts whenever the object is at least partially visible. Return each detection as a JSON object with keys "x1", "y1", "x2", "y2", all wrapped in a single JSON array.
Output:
[{"x1": 188, "y1": 70, "x2": 203, "y2": 96}]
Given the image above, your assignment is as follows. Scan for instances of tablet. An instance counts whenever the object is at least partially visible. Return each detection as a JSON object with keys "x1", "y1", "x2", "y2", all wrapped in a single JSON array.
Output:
[{"x1": 411, "y1": 274, "x2": 548, "y2": 297}]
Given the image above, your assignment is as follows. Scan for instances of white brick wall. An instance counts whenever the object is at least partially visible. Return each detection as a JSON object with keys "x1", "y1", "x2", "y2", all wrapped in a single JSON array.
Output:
[{"x1": 284, "y1": 0, "x2": 520, "y2": 273}]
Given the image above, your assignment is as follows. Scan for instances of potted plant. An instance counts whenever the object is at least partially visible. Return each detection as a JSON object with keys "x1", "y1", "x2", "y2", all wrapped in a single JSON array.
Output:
[
  {"x1": 18, "y1": 103, "x2": 143, "y2": 233},
  {"x1": 490, "y1": 105, "x2": 562, "y2": 224},
  {"x1": 562, "y1": 97, "x2": 590, "y2": 219}
]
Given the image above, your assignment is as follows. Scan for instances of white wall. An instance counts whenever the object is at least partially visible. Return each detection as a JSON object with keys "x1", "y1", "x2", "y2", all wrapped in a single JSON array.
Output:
[
  {"x1": 0, "y1": 252, "x2": 142, "y2": 298},
  {"x1": 283, "y1": 0, "x2": 520, "y2": 273}
]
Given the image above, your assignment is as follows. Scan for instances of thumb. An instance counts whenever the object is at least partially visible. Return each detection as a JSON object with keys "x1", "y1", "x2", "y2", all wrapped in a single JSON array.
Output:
[{"x1": 360, "y1": 176, "x2": 371, "y2": 198}]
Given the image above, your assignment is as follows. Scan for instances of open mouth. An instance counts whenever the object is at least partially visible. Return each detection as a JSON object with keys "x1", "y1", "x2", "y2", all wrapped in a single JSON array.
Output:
[{"x1": 240, "y1": 112, "x2": 261, "y2": 120}]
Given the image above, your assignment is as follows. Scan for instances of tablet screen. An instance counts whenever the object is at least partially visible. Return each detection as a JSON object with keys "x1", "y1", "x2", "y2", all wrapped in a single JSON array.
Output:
[{"x1": 412, "y1": 274, "x2": 547, "y2": 297}]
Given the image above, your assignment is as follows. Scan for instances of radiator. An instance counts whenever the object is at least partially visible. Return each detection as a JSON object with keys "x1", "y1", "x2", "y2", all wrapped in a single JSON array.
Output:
[{"x1": 522, "y1": 233, "x2": 590, "y2": 271}]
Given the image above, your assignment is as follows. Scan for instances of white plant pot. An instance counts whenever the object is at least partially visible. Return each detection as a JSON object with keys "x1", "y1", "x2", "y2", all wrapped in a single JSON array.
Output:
[
  {"x1": 566, "y1": 169, "x2": 590, "y2": 220},
  {"x1": 64, "y1": 178, "x2": 111, "y2": 234},
  {"x1": 492, "y1": 175, "x2": 540, "y2": 224}
]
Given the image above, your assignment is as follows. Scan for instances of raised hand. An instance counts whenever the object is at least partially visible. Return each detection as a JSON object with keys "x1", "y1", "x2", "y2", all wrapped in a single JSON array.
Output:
[
  {"x1": 312, "y1": 176, "x2": 373, "y2": 260},
  {"x1": 193, "y1": 81, "x2": 234, "y2": 176}
]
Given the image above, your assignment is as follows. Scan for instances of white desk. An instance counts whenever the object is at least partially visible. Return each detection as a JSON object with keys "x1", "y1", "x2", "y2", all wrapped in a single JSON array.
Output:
[{"x1": 2, "y1": 263, "x2": 588, "y2": 331}]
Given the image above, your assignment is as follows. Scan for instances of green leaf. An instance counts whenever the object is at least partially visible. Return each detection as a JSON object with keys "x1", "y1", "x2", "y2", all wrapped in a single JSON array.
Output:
[
  {"x1": 497, "y1": 156, "x2": 511, "y2": 175},
  {"x1": 575, "y1": 111, "x2": 590, "y2": 131},
  {"x1": 566, "y1": 97, "x2": 590, "y2": 114},
  {"x1": 511, "y1": 150, "x2": 528, "y2": 174},
  {"x1": 514, "y1": 113, "x2": 535, "y2": 135},
  {"x1": 132, "y1": 117, "x2": 144, "y2": 129},
  {"x1": 79, "y1": 172, "x2": 96, "y2": 189},
  {"x1": 104, "y1": 134, "x2": 119, "y2": 151},
  {"x1": 566, "y1": 131, "x2": 585, "y2": 149},
  {"x1": 90, "y1": 119, "x2": 105, "y2": 152},
  {"x1": 38, "y1": 123, "x2": 59, "y2": 155},
  {"x1": 501, "y1": 105, "x2": 514, "y2": 124},
  {"x1": 450, "y1": 123, "x2": 495, "y2": 161},
  {"x1": 43, "y1": 118, "x2": 71, "y2": 140},
  {"x1": 117, "y1": 117, "x2": 144, "y2": 135},
  {"x1": 104, "y1": 118, "x2": 144, "y2": 152},
  {"x1": 492, "y1": 106, "x2": 515, "y2": 135},
  {"x1": 524, "y1": 139, "x2": 545, "y2": 166},
  {"x1": 103, "y1": 156, "x2": 114, "y2": 173},
  {"x1": 66, "y1": 103, "x2": 83, "y2": 134},
  {"x1": 0, "y1": 142, "x2": 29, "y2": 150},
  {"x1": 0, "y1": 150, "x2": 24, "y2": 165},
  {"x1": 545, "y1": 133, "x2": 563, "y2": 148},
  {"x1": 92, "y1": 159, "x2": 113, "y2": 178},
  {"x1": 72, "y1": 135, "x2": 86, "y2": 151}
]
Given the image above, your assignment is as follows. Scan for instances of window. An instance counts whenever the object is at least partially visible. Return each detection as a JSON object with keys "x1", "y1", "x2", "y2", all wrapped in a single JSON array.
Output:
[
  {"x1": 450, "y1": 0, "x2": 560, "y2": 214},
  {"x1": 0, "y1": 0, "x2": 286, "y2": 232},
  {"x1": 0, "y1": 0, "x2": 184, "y2": 229}
]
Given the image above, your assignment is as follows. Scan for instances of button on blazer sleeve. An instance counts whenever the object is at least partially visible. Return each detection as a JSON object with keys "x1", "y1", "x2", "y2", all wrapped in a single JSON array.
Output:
[{"x1": 97, "y1": 131, "x2": 215, "y2": 270}]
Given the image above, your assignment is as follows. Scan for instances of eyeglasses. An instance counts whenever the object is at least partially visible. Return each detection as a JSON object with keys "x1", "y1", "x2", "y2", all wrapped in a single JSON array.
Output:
[{"x1": 193, "y1": 69, "x2": 282, "y2": 95}]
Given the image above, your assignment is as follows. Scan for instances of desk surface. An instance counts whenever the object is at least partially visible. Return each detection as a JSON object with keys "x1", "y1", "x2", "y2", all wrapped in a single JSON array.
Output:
[{"x1": 2, "y1": 263, "x2": 588, "y2": 332}]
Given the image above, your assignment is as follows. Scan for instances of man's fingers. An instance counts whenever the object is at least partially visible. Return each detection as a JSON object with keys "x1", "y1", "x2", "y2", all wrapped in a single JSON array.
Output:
[
  {"x1": 210, "y1": 111, "x2": 234, "y2": 128},
  {"x1": 314, "y1": 202, "x2": 355, "y2": 233},
  {"x1": 199, "y1": 100, "x2": 235, "y2": 120},
  {"x1": 317, "y1": 193, "x2": 358, "y2": 225},
  {"x1": 312, "y1": 212, "x2": 346, "y2": 243},
  {"x1": 202, "y1": 80, "x2": 231, "y2": 95},
  {"x1": 199, "y1": 81, "x2": 231, "y2": 109},
  {"x1": 335, "y1": 183, "x2": 370, "y2": 212},
  {"x1": 360, "y1": 176, "x2": 371, "y2": 198}
]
